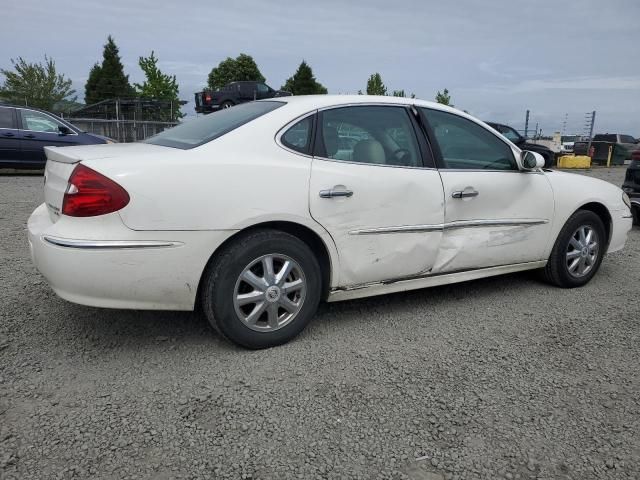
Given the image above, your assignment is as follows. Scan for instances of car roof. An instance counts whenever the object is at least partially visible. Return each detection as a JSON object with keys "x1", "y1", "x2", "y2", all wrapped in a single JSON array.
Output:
[{"x1": 260, "y1": 94, "x2": 470, "y2": 117}]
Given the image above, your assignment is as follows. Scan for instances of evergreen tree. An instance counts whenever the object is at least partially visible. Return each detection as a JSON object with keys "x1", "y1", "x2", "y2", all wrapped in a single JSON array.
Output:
[
  {"x1": 134, "y1": 51, "x2": 183, "y2": 121},
  {"x1": 435, "y1": 88, "x2": 452, "y2": 105},
  {"x1": 207, "y1": 54, "x2": 265, "y2": 90},
  {"x1": 84, "y1": 35, "x2": 135, "y2": 104},
  {"x1": 281, "y1": 61, "x2": 327, "y2": 95},
  {"x1": 0, "y1": 56, "x2": 75, "y2": 110},
  {"x1": 366, "y1": 73, "x2": 387, "y2": 96}
]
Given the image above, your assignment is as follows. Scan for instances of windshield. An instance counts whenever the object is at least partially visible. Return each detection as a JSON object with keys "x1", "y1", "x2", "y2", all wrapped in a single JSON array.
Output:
[{"x1": 145, "y1": 101, "x2": 284, "y2": 149}]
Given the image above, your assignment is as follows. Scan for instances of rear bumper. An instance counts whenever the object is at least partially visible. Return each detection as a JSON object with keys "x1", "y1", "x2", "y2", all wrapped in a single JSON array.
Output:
[{"x1": 28, "y1": 203, "x2": 234, "y2": 310}]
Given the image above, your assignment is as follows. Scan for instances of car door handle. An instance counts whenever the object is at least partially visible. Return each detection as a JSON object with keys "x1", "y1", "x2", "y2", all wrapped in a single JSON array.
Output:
[
  {"x1": 23, "y1": 134, "x2": 36, "y2": 139},
  {"x1": 2, "y1": 132, "x2": 15, "y2": 137},
  {"x1": 319, "y1": 187, "x2": 354, "y2": 198},
  {"x1": 452, "y1": 189, "x2": 479, "y2": 199}
]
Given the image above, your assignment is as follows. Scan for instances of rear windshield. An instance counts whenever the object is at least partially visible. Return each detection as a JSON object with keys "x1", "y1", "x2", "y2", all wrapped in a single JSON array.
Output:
[{"x1": 145, "y1": 101, "x2": 284, "y2": 149}]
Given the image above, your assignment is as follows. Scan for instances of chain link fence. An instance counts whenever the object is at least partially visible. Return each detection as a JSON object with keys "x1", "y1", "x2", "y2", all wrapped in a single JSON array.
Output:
[{"x1": 66, "y1": 118, "x2": 178, "y2": 143}]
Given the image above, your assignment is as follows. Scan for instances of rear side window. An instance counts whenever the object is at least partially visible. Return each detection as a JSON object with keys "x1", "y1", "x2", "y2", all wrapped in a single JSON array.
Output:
[
  {"x1": 145, "y1": 101, "x2": 284, "y2": 149},
  {"x1": 594, "y1": 134, "x2": 617, "y2": 143},
  {"x1": 281, "y1": 116, "x2": 313, "y2": 154},
  {"x1": 0, "y1": 107, "x2": 15, "y2": 129}
]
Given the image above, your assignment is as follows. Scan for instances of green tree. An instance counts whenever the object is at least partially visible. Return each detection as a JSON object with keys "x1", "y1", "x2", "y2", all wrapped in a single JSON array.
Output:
[
  {"x1": 366, "y1": 73, "x2": 387, "y2": 96},
  {"x1": 207, "y1": 54, "x2": 265, "y2": 90},
  {"x1": 134, "y1": 51, "x2": 183, "y2": 121},
  {"x1": 85, "y1": 35, "x2": 135, "y2": 105},
  {"x1": 435, "y1": 88, "x2": 451, "y2": 105},
  {"x1": 0, "y1": 56, "x2": 75, "y2": 110},
  {"x1": 281, "y1": 60, "x2": 327, "y2": 95}
]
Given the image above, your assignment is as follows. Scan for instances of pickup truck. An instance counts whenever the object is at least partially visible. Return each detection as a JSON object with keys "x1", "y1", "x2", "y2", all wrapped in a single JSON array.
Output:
[
  {"x1": 194, "y1": 81, "x2": 291, "y2": 114},
  {"x1": 592, "y1": 133, "x2": 639, "y2": 159},
  {"x1": 485, "y1": 121, "x2": 557, "y2": 168}
]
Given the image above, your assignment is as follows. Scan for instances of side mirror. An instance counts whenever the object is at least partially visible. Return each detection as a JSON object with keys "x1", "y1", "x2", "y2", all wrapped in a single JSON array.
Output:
[
  {"x1": 521, "y1": 150, "x2": 545, "y2": 170},
  {"x1": 58, "y1": 125, "x2": 71, "y2": 135}
]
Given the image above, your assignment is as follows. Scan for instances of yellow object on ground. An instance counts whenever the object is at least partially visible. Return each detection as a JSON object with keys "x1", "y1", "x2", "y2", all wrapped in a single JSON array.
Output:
[{"x1": 557, "y1": 155, "x2": 591, "y2": 169}]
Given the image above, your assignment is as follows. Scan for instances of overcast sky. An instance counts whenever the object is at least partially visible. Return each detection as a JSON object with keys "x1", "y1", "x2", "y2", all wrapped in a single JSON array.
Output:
[{"x1": 2, "y1": 0, "x2": 639, "y2": 135}]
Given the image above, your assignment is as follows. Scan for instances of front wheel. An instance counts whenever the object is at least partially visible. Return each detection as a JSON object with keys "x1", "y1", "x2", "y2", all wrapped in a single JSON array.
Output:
[
  {"x1": 201, "y1": 230, "x2": 321, "y2": 349},
  {"x1": 542, "y1": 210, "x2": 606, "y2": 288}
]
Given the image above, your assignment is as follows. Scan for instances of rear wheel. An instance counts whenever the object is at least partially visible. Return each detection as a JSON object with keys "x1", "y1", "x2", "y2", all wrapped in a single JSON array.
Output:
[
  {"x1": 542, "y1": 210, "x2": 606, "y2": 288},
  {"x1": 201, "y1": 230, "x2": 321, "y2": 349},
  {"x1": 220, "y1": 100, "x2": 234, "y2": 109}
]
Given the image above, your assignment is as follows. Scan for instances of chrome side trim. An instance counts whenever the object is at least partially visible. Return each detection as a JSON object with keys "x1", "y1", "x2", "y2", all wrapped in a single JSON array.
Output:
[
  {"x1": 327, "y1": 260, "x2": 548, "y2": 302},
  {"x1": 444, "y1": 218, "x2": 549, "y2": 229},
  {"x1": 349, "y1": 218, "x2": 549, "y2": 235},
  {"x1": 43, "y1": 236, "x2": 183, "y2": 249},
  {"x1": 350, "y1": 224, "x2": 443, "y2": 235}
]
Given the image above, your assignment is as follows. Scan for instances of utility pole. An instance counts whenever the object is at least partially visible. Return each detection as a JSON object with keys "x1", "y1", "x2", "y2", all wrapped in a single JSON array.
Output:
[
  {"x1": 561, "y1": 113, "x2": 568, "y2": 136},
  {"x1": 524, "y1": 110, "x2": 530, "y2": 139}
]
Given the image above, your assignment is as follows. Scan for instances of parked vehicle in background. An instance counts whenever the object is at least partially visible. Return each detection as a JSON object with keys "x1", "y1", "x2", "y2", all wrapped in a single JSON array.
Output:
[
  {"x1": 560, "y1": 135, "x2": 586, "y2": 154},
  {"x1": 486, "y1": 121, "x2": 556, "y2": 168},
  {"x1": 623, "y1": 150, "x2": 640, "y2": 224},
  {"x1": 0, "y1": 104, "x2": 113, "y2": 169},
  {"x1": 194, "y1": 81, "x2": 291, "y2": 114},
  {"x1": 592, "y1": 133, "x2": 640, "y2": 159},
  {"x1": 28, "y1": 96, "x2": 633, "y2": 349}
]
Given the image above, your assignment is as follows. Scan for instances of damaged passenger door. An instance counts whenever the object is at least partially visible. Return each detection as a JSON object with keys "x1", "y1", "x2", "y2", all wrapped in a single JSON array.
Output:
[
  {"x1": 419, "y1": 108, "x2": 554, "y2": 274},
  {"x1": 308, "y1": 105, "x2": 445, "y2": 287}
]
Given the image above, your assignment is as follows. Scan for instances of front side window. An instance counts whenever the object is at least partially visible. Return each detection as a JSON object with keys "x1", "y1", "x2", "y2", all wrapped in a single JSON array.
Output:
[
  {"x1": 422, "y1": 109, "x2": 516, "y2": 170},
  {"x1": 317, "y1": 106, "x2": 421, "y2": 167},
  {"x1": 0, "y1": 107, "x2": 15, "y2": 129},
  {"x1": 145, "y1": 101, "x2": 283, "y2": 149},
  {"x1": 620, "y1": 135, "x2": 636, "y2": 144},
  {"x1": 256, "y1": 83, "x2": 270, "y2": 93},
  {"x1": 281, "y1": 116, "x2": 313, "y2": 154},
  {"x1": 20, "y1": 110, "x2": 65, "y2": 133}
]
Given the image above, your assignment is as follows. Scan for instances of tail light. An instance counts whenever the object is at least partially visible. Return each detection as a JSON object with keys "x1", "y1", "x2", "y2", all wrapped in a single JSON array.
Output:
[
  {"x1": 205, "y1": 94, "x2": 212, "y2": 103},
  {"x1": 62, "y1": 164, "x2": 129, "y2": 217}
]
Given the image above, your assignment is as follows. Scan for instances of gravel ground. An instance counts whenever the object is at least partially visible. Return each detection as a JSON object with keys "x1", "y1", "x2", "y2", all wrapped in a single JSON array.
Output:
[{"x1": 1, "y1": 167, "x2": 638, "y2": 480}]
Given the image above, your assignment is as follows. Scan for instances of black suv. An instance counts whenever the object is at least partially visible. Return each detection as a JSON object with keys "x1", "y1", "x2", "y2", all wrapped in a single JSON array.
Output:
[
  {"x1": 485, "y1": 121, "x2": 556, "y2": 168},
  {"x1": 0, "y1": 104, "x2": 111, "y2": 169},
  {"x1": 194, "y1": 81, "x2": 291, "y2": 114},
  {"x1": 623, "y1": 150, "x2": 640, "y2": 224}
]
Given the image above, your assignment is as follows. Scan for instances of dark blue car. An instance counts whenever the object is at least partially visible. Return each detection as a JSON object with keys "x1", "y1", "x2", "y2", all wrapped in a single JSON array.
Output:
[{"x1": 0, "y1": 104, "x2": 112, "y2": 169}]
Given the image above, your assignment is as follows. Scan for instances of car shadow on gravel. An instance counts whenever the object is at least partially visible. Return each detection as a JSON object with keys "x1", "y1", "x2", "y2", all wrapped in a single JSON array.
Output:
[{"x1": 46, "y1": 270, "x2": 544, "y2": 352}]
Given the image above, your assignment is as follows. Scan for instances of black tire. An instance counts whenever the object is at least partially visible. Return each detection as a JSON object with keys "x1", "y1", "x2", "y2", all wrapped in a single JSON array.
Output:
[
  {"x1": 632, "y1": 205, "x2": 639, "y2": 226},
  {"x1": 201, "y1": 229, "x2": 321, "y2": 349},
  {"x1": 220, "y1": 100, "x2": 234, "y2": 109},
  {"x1": 542, "y1": 210, "x2": 606, "y2": 288}
]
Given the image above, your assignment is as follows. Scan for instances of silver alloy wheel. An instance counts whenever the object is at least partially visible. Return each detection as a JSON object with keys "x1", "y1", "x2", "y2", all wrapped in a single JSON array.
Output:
[
  {"x1": 566, "y1": 225, "x2": 599, "y2": 278},
  {"x1": 233, "y1": 254, "x2": 306, "y2": 332}
]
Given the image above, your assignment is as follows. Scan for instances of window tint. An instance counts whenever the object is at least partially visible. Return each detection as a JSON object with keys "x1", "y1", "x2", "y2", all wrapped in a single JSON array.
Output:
[
  {"x1": 620, "y1": 135, "x2": 636, "y2": 144},
  {"x1": 318, "y1": 106, "x2": 421, "y2": 167},
  {"x1": 256, "y1": 83, "x2": 269, "y2": 93},
  {"x1": 0, "y1": 107, "x2": 14, "y2": 129},
  {"x1": 145, "y1": 101, "x2": 284, "y2": 149},
  {"x1": 594, "y1": 134, "x2": 617, "y2": 143},
  {"x1": 20, "y1": 109, "x2": 64, "y2": 133},
  {"x1": 281, "y1": 116, "x2": 313, "y2": 154},
  {"x1": 422, "y1": 109, "x2": 516, "y2": 170}
]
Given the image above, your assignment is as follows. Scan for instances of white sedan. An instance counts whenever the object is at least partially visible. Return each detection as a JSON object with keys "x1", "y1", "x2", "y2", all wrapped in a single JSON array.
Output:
[{"x1": 28, "y1": 96, "x2": 634, "y2": 348}]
